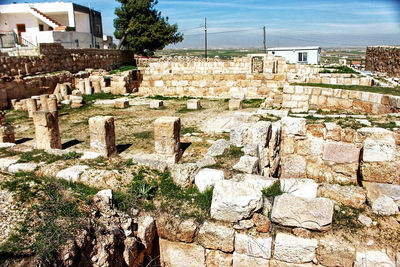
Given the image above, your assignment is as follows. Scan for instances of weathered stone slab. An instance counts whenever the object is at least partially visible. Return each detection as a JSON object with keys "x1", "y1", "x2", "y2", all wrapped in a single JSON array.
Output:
[
  {"x1": 322, "y1": 141, "x2": 360, "y2": 164},
  {"x1": 282, "y1": 117, "x2": 306, "y2": 136},
  {"x1": 150, "y1": 100, "x2": 164, "y2": 109},
  {"x1": 211, "y1": 180, "x2": 263, "y2": 222},
  {"x1": 274, "y1": 233, "x2": 318, "y2": 263},
  {"x1": 251, "y1": 121, "x2": 271, "y2": 146},
  {"x1": 362, "y1": 139, "x2": 396, "y2": 162},
  {"x1": 56, "y1": 165, "x2": 89, "y2": 182},
  {"x1": 195, "y1": 168, "x2": 224, "y2": 193},
  {"x1": 206, "y1": 139, "x2": 230, "y2": 157},
  {"x1": 233, "y1": 155, "x2": 259, "y2": 174},
  {"x1": 169, "y1": 163, "x2": 197, "y2": 188},
  {"x1": 363, "y1": 181, "x2": 400, "y2": 207},
  {"x1": 233, "y1": 253, "x2": 270, "y2": 267},
  {"x1": 8, "y1": 163, "x2": 38, "y2": 173},
  {"x1": 372, "y1": 194, "x2": 398, "y2": 215},
  {"x1": 187, "y1": 99, "x2": 201, "y2": 110},
  {"x1": 280, "y1": 178, "x2": 318, "y2": 199},
  {"x1": 318, "y1": 183, "x2": 366, "y2": 208},
  {"x1": 354, "y1": 251, "x2": 395, "y2": 267},
  {"x1": 32, "y1": 111, "x2": 61, "y2": 150},
  {"x1": 234, "y1": 233, "x2": 272, "y2": 259},
  {"x1": 229, "y1": 99, "x2": 243, "y2": 110},
  {"x1": 114, "y1": 99, "x2": 129, "y2": 109},
  {"x1": 154, "y1": 116, "x2": 181, "y2": 163},
  {"x1": 281, "y1": 155, "x2": 306, "y2": 178},
  {"x1": 159, "y1": 239, "x2": 205, "y2": 267},
  {"x1": 316, "y1": 240, "x2": 356, "y2": 267},
  {"x1": 361, "y1": 161, "x2": 399, "y2": 184},
  {"x1": 0, "y1": 156, "x2": 20, "y2": 171},
  {"x1": 230, "y1": 123, "x2": 249, "y2": 147},
  {"x1": 271, "y1": 193, "x2": 333, "y2": 231},
  {"x1": 89, "y1": 116, "x2": 117, "y2": 157},
  {"x1": 206, "y1": 249, "x2": 232, "y2": 267},
  {"x1": 198, "y1": 221, "x2": 234, "y2": 252}
]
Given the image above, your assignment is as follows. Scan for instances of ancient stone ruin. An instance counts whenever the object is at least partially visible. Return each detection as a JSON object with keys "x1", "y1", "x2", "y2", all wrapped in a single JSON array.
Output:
[{"x1": 0, "y1": 50, "x2": 399, "y2": 267}]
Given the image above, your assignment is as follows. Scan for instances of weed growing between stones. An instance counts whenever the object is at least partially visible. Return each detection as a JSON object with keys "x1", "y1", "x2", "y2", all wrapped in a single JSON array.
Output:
[
  {"x1": 319, "y1": 66, "x2": 358, "y2": 74},
  {"x1": 82, "y1": 93, "x2": 125, "y2": 103},
  {"x1": 18, "y1": 150, "x2": 81, "y2": 164},
  {"x1": 109, "y1": 65, "x2": 137, "y2": 74},
  {"x1": 4, "y1": 110, "x2": 29, "y2": 124},
  {"x1": 133, "y1": 130, "x2": 154, "y2": 139},
  {"x1": 181, "y1": 126, "x2": 202, "y2": 135},
  {"x1": 262, "y1": 181, "x2": 283, "y2": 197},
  {"x1": 332, "y1": 205, "x2": 364, "y2": 231},
  {"x1": 176, "y1": 106, "x2": 203, "y2": 113},
  {"x1": 148, "y1": 95, "x2": 192, "y2": 101},
  {"x1": 0, "y1": 172, "x2": 98, "y2": 265},
  {"x1": 243, "y1": 99, "x2": 264, "y2": 108}
]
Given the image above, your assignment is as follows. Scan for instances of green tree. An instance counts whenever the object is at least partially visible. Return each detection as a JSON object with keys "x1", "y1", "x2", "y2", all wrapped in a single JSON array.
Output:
[{"x1": 114, "y1": 0, "x2": 183, "y2": 55}]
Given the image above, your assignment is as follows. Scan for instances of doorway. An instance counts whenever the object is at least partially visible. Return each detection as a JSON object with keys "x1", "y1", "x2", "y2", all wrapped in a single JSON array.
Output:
[{"x1": 16, "y1": 24, "x2": 26, "y2": 44}]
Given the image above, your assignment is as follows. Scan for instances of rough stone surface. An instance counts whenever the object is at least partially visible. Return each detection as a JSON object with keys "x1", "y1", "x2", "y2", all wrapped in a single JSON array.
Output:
[
  {"x1": 372, "y1": 194, "x2": 398, "y2": 215},
  {"x1": 252, "y1": 213, "x2": 271, "y2": 233},
  {"x1": 318, "y1": 184, "x2": 366, "y2": 208},
  {"x1": 154, "y1": 116, "x2": 181, "y2": 163},
  {"x1": 363, "y1": 182, "x2": 400, "y2": 207},
  {"x1": 196, "y1": 156, "x2": 216, "y2": 168},
  {"x1": 282, "y1": 117, "x2": 306, "y2": 136},
  {"x1": 281, "y1": 155, "x2": 306, "y2": 178},
  {"x1": 176, "y1": 218, "x2": 197, "y2": 243},
  {"x1": 271, "y1": 193, "x2": 334, "y2": 231},
  {"x1": 114, "y1": 99, "x2": 129, "y2": 109},
  {"x1": 316, "y1": 240, "x2": 356, "y2": 267},
  {"x1": 169, "y1": 163, "x2": 197, "y2": 188},
  {"x1": 229, "y1": 99, "x2": 243, "y2": 110},
  {"x1": 230, "y1": 123, "x2": 249, "y2": 147},
  {"x1": 206, "y1": 139, "x2": 230, "y2": 157},
  {"x1": 150, "y1": 100, "x2": 164, "y2": 109},
  {"x1": 233, "y1": 155, "x2": 259, "y2": 174},
  {"x1": 211, "y1": 180, "x2": 263, "y2": 222},
  {"x1": 233, "y1": 253, "x2": 270, "y2": 267},
  {"x1": 8, "y1": 163, "x2": 38, "y2": 173},
  {"x1": 89, "y1": 116, "x2": 117, "y2": 157},
  {"x1": 32, "y1": 111, "x2": 62, "y2": 150},
  {"x1": 198, "y1": 221, "x2": 235, "y2": 252},
  {"x1": 195, "y1": 168, "x2": 224, "y2": 193},
  {"x1": 136, "y1": 215, "x2": 156, "y2": 249},
  {"x1": 56, "y1": 165, "x2": 90, "y2": 182},
  {"x1": 363, "y1": 139, "x2": 396, "y2": 162},
  {"x1": 159, "y1": 239, "x2": 205, "y2": 267},
  {"x1": 274, "y1": 232, "x2": 318, "y2": 263},
  {"x1": 280, "y1": 178, "x2": 318, "y2": 198},
  {"x1": 354, "y1": 251, "x2": 395, "y2": 267},
  {"x1": 251, "y1": 121, "x2": 271, "y2": 146},
  {"x1": 322, "y1": 141, "x2": 360, "y2": 164},
  {"x1": 0, "y1": 156, "x2": 20, "y2": 171},
  {"x1": 358, "y1": 214, "x2": 373, "y2": 227},
  {"x1": 187, "y1": 99, "x2": 201, "y2": 110},
  {"x1": 361, "y1": 161, "x2": 400, "y2": 184},
  {"x1": 234, "y1": 233, "x2": 272, "y2": 259},
  {"x1": 206, "y1": 249, "x2": 233, "y2": 267}
]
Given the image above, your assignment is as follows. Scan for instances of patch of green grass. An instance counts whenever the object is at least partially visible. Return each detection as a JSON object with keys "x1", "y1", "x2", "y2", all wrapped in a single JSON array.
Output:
[
  {"x1": 1, "y1": 172, "x2": 42, "y2": 203},
  {"x1": 226, "y1": 146, "x2": 244, "y2": 159},
  {"x1": 243, "y1": 98, "x2": 264, "y2": 108},
  {"x1": 109, "y1": 65, "x2": 137, "y2": 75},
  {"x1": 373, "y1": 121, "x2": 397, "y2": 130},
  {"x1": 18, "y1": 150, "x2": 81, "y2": 164},
  {"x1": 291, "y1": 82, "x2": 400, "y2": 96},
  {"x1": 332, "y1": 205, "x2": 364, "y2": 231},
  {"x1": 133, "y1": 131, "x2": 153, "y2": 139},
  {"x1": 82, "y1": 93, "x2": 124, "y2": 103},
  {"x1": 262, "y1": 181, "x2": 283, "y2": 197},
  {"x1": 148, "y1": 95, "x2": 192, "y2": 101},
  {"x1": 319, "y1": 66, "x2": 358, "y2": 74},
  {"x1": 176, "y1": 106, "x2": 203, "y2": 113},
  {"x1": 4, "y1": 110, "x2": 28, "y2": 124},
  {"x1": 181, "y1": 126, "x2": 201, "y2": 135}
]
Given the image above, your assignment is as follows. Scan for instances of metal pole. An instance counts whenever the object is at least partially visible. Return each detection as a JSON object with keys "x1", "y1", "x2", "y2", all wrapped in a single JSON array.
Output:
[
  {"x1": 205, "y1": 17, "x2": 207, "y2": 60},
  {"x1": 263, "y1": 26, "x2": 266, "y2": 53}
]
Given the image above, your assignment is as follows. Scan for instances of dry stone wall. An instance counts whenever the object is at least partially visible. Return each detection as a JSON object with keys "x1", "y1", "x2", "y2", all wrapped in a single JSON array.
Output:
[
  {"x1": 366, "y1": 46, "x2": 400, "y2": 78},
  {"x1": 281, "y1": 85, "x2": 400, "y2": 114}
]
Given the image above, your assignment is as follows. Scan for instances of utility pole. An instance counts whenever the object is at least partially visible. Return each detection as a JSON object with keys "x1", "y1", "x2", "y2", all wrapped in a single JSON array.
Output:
[
  {"x1": 263, "y1": 26, "x2": 266, "y2": 53},
  {"x1": 205, "y1": 17, "x2": 208, "y2": 61}
]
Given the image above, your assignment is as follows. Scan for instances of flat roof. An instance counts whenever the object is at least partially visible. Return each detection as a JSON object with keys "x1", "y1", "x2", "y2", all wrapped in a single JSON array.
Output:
[{"x1": 267, "y1": 46, "x2": 320, "y2": 51}]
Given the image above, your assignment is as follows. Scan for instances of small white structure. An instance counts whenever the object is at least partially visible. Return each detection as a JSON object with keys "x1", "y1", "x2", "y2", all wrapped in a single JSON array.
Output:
[
  {"x1": 267, "y1": 46, "x2": 321, "y2": 64},
  {"x1": 0, "y1": 2, "x2": 103, "y2": 49}
]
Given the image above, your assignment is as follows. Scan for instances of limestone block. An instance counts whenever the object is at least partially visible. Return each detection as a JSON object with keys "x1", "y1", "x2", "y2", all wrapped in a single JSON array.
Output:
[
  {"x1": 206, "y1": 139, "x2": 230, "y2": 157},
  {"x1": 271, "y1": 194, "x2": 334, "y2": 231},
  {"x1": 47, "y1": 98, "x2": 58, "y2": 112},
  {"x1": 230, "y1": 123, "x2": 249, "y2": 147},
  {"x1": 206, "y1": 249, "x2": 233, "y2": 267},
  {"x1": 195, "y1": 168, "x2": 224, "y2": 193},
  {"x1": 281, "y1": 117, "x2": 306, "y2": 136},
  {"x1": 317, "y1": 184, "x2": 366, "y2": 208},
  {"x1": 354, "y1": 251, "x2": 395, "y2": 267},
  {"x1": 234, "y1": 233, "x2": 272, "y2": 259},
  {"x1": 211, "y1": 179, "x2": 263, "y2": 222},
  {"x1": 84, "y1": 78, "x2": 92, "y2": 95},
  {"x1": 233, "y1": 155, "x2": 259, "y2": 174},
  {"x1": 59, "y1": 83, "x2": 68, "y2": 97},
  {"x1": 77, "y1": 80, "x2": 85, "y2": 94},
  {"x1": 0, "y1": 156, "x2": 20, "y2": 171},
  {"x1": 177, "y1": 218, "x2": 197, "y2": 243},
  {"x1": 56, "y1": 165, "x2": 89, "y2": 182},
  {"x1": 280, "y1": 178, "x2": 318, "y2": 199},
  {"x1": 363, "y1": 182, "x2": 400, "y2": 208},
  {"x1": 8, "y1": 163, "x2": 38, "y2": 173},
  {"x1": 362, "y1": 139, "x2": 396, "y2": 162},
  {"x1": 233, "y1": 253, "x2": 270, "y2": 267},
  {"x1": 358, "y1": 214, "x2": 372, "y2": 227},
  {"x1": 372, "y1": 194, "x2": 398, "y2": 215},
  {"x1": 159, "y1": 239, "x2": 205, "y2": 267},
  {"x1": 229, "y1": 99, "x2": 243, "y2": 111},
  {"x1": 357, "y1": 127, "x2": 396, "y2": 142},
  {"x1": 150, "y1": 100, "x2": 164, "y2": 109},
  {"x1": 154, "y1": 116, "x2": 181, "y2": 163},
  {"x1": 361, "y1": 161, "x2": 399, "y2": 184},
  {"x1": 251, "y1": 121, "x2": 272, "y2": 147},
  {"x1": 169, "y1": 163, "x2": 197, "y2": 188},
  {"x1": 114, "y1": 99, "x2": 129, "y2": 109},
  {"x1": 324, "y1": 122, "x2": 342, "y2": 141},
  {"x1": 89, "y1": 116, "x2": 117, "y2": 157},
  {"x1": 32, "y1": 111, "x2": 61, "y2": 150},
  {"x1": 187, "y1": 99, "x2": 201, "y2": 110},
  {"x1": 316, "y1": 240, "x2": 356, "y2": 267},
  {"x1": 92, "y1": 80, "x2": 102, "y2": 93},
  {"x1": 273, "y1": 233, "x2": 318, "y2": 263},
  {"x1": 26, "y1": 98, "x2": 37, "y2": 118},
  {"x1": 136, "y1": 215, "x2": 156, "y2": 249},
  {"x1": 322, "y1": 141, "x2": 360, "y2": 164},
  {"x1": 198, "y1": 221, "x2": 235, "y2": 252},
  {"x1": 280, "y1": 155, "x2": 306, "y2": 178},
  {"x1": 39, "y1": 94, "x2": 49, "y2": 111}
]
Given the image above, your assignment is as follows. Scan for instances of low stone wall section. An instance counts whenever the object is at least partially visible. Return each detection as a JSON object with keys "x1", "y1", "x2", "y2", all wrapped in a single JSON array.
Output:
[{"x1": 366, "y1": 46, "x2": 400, "y2": 78}]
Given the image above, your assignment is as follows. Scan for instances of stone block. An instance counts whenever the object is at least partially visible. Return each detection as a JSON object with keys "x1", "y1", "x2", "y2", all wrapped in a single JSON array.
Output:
[
  {"x1": 211, "y1": 180, "x2": 263, "y2": 222},
  {"x1": 39, "y1": 94, "x2": 49, "y2": 111},
  {"x1": 234, "y1": 233, "x2": 272, "y2": 259},
  {"x1": 89, "y1": 116, "x2": 117, "y2": 157},
  {"x1": 233, "y1": 155, "x2": 259, "y2": 174},
  {"x1": 195, "y1": 168, "x2": 224, "y2": 193},
  {"x1": 281, "y1": 117, "x2": 306, "y2": 136},
  {"x1": 372, "y1": 194, "x2": 398, "y2": 215},
  {"x1": 230, "y1": 123, "x2": 249, "y2": 147},
  {"x1": 322, "y1": 141, "x2": 360, "y2": 164},
  {"x1": 281, "y1": 155, "x2": 306, "y2": 178},
  {"x1": 114, "y1": 99, "x2": 129, "y2": 109},
  {"x1": 0, "y1": 112, "x2": 15, "y2": 143},
  {"x1": 150, "y1": 100, "x2": 164, "y2": 109},
  {"x1": 47, "y1": 97, "x2": 58, "y2": 112},
  {"x1": 233, "y1": 253, "x2": 270, "y2": 267},
  {"x1": 280, "y1": 178, "x2": 318, "y2": 198},
  {"x1": 32, "y1": 111, "x2": 61, "y2": 150},
  {"x1": 251, "y1": 121, "x2": 271, "y2": 147},
  {"x1": 159, "y1": 239, "x2": 205, "y2": 267},
  {"x1": 154, "y1": 116, "x2": 181, "y2": 163},
  {"x1": 26, "y1": 98, "x2": 37, "y2": 118},
  {"x1": 229, "y1": 99, "x2": 243, "y2": 111},
  {"x1": 354, "y1": 251, "x2": 396, "y2": 267},
  {"x1": 363, "y1": 182, "x2": 400, "y2": 208},
  {"x1": 198, "y1": 221, "x2": 235, "y2": 252},
  {"x1": 56, "y1": 165, "x2": 89, "y2": 182},
  {"x1": 169, "y1": 163, "x2": 197, "y2": 188},
  {"x1": 206, "y1": 250, "x2": 232, "y2": 267},
  {"x1": 271, "y1": 193, "x2": 333, "y2": 231},
  {"x1": 317, "y1": 183, "x2": 366, "y2": 208},
  {"x1": 362, "y1": 139, "x2": 396, "y2": 162},
  {"x1": 273, "y1": 233, "x2": 318, "y2": 263},
  {"x1": 77, "y1": 80, "x2": 85, "y2": 94},
  {"x1": 361, "y1": 161, "x2": 399, "y2": 184},
  {"x1": 187, "y1": 99, "x2": 201, "y2": 110},
  {"x1": 316, "y1": 240, "x2": 356, "y2": 267},
  {"x1": 206, "y1": 139, "x2": 230, "y2": 157},
  {"x1": 84, "y1": 78, "x2": 92, "y2": 95}
]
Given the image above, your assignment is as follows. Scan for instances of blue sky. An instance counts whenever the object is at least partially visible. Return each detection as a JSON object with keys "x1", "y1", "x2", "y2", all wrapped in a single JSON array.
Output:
[{"x1": 3, "y1": 0, "x2": 400, "y2": 48}]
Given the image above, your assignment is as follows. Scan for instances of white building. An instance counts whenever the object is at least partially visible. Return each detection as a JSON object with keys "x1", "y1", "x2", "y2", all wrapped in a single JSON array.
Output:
[
  {"x1": 267, "y1": 46, "x2": 321, "y2": 64},
  {"x1": 0, "y1": 2, "x2": 103, "y2": 49}
]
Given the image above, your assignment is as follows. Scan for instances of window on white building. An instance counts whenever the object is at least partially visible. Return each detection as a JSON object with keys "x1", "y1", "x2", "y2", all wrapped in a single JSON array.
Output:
[{"x1": 298, "y1": 52, "x2": 308, "y2": 62}]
